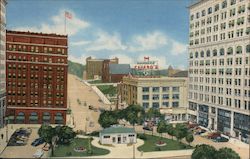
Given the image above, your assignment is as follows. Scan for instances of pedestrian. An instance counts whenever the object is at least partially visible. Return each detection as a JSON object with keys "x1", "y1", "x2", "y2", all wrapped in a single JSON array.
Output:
[
  {"x1": 141, "y1": 151, "x2": 143, "y2": 156},
  {"x1": 1, "y1": 134, "x2": 3, "y2": 140}
]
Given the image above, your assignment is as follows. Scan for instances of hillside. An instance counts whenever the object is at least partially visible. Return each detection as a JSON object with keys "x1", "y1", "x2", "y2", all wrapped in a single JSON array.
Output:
[{"x1": 68, "y1": 60, "x2": 85, "y2": 79}]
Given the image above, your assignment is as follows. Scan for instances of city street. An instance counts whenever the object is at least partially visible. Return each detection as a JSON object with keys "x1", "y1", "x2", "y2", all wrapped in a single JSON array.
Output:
[{"x1": 67, "y1": 74, "x2": 112, "y2": 132}]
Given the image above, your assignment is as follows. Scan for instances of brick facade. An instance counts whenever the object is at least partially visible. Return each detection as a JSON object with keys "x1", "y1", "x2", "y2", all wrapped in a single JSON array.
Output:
[{"x1": 6, "y1": 30, "x2": 68, "y2": 124}]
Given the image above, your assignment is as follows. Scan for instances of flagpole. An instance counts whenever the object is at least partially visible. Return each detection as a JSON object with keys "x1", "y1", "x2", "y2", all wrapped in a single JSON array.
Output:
[{"x1": 64, "y1": 11, "x2": 66, "y2": 34}]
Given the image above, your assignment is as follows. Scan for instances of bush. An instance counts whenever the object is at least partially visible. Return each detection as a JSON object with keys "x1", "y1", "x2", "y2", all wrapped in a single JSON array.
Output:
[
  {"x1": 137, "y1": 134, "x2": 147, "y2": 140},
  {"x1": 155, "y1": 147, "x2": 161, "y2": 151},
  {"x1": 88, "y1": 131, "x2": 99, "y2": 137},
  {"x1": 66, "y1": 152, "x2": 72, "y2": 156}
]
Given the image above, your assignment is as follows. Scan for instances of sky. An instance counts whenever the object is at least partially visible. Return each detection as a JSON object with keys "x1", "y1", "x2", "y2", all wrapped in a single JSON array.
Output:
[{"x1": 7, "y1": 0, "x2": 191, "y2": 69}]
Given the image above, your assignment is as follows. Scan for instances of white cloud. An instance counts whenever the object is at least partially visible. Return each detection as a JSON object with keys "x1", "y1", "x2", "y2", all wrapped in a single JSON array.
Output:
[
  {"x1": 71, "y1": 40, "x2": 91, "y2": 46},
  {"x1": 137, "y1": 54, "x2": 168, "y2": 69},
  {"x1": 171, "y1": 41, "x2": 187, "y2": 55},
  {"x1": 109, "y1": 54, "x2": 134, "y2": 64},
  {"x1": 85, "y1": 31, "x2": 127, "y2": 51},
  {"x1": 13, "y1": 9, "x2": 90, "y2": 36},
  {"x1": 129, "y1": 31, "x2": 168, "y2": 52},
  {"x1": 176, "y1": 64, "x2": 187, "y2": 70}
]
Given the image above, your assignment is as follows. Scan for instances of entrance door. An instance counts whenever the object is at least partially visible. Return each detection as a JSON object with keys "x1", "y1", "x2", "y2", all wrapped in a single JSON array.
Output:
[{"x1": 118, "y1": 136, "x2": 121, "y2": 144}]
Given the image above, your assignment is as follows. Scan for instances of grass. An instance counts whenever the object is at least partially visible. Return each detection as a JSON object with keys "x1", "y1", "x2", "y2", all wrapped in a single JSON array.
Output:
[
  {"x1": 97, "y1": 85, "x2": 117, "y2": 96},
  {"x1": 53, "y1": 138, "x2": 110, "y2": 157},
  {"x1": 137, "y1": 134, "x2": 193, "y2": 152},
  {"x1": 88, "y1": 80, "x2": 102, "y2": 84}
]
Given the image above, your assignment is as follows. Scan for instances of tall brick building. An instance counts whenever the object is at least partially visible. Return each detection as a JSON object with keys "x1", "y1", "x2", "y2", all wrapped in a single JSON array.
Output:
[{"x1": 6, "y1": 30, "x2": 68, "y2": 124}]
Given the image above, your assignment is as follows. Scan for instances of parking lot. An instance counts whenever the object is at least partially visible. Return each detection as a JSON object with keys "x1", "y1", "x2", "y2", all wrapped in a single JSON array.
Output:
[{"x1": 0, "y1": 127, "x2": 48, "y2": 158}]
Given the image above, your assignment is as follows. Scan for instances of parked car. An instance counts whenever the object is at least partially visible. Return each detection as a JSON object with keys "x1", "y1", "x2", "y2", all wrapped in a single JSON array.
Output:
[
  {"x1": 33, "y1": 149, "x2": 44, "y2": 158},
  {"x1": 213, "y1": 136, "x2": 229, "y2": 142},
  {"x1": 16, "y1": 140, "x2": 25, "y2": 144},
  {"x1": 143, "y1": 126, "x2": 153, "y2": 131},
  {"x1": 89, "y1": 105, "x2": 94, "y2": 110},
  {"x1": 31, "y1": 138, "x2": 45, "y2": 147}
]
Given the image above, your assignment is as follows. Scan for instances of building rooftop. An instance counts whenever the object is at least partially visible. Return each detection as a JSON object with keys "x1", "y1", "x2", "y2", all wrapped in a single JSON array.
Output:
[
  {"x1": 170, "y1": 71, "x2": 188, "y2": 77},
  {"x1": 188, "y1": 0, "x2": 209, "y2": 8},
  {"x1": 6, "y1": 30, "x2": 67, "y2": 38},
  {"x1": 109, "y1": 64, "x2": 131, "y2": 74},
  {"x1": 100, "y1": 126, "x2": 135, "y2": 135}
]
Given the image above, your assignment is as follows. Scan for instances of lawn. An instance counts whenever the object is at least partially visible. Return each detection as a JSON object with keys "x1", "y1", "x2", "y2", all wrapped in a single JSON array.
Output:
[
  {"x1": 53, "y1": 138, "x2": 110, "y2": 157},
  {"x1": 137, "y1": 134, "x2": 193, "y2": 152},
  {"x1": 97, "y1": 85, "x2": 117, "y2": 96},
  {"x1": 88, "y1": 80, "x2": 102, "y2": 84}
]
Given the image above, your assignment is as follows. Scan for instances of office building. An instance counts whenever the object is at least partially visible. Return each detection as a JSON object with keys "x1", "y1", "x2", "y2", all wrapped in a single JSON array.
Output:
[
  {"x1": 85, "y1": 56, "x2": 118, "y2": 80},
  {"x1": 0, "y1": 0, "x2": 7, "y2": 127},
  {"x1": 119, "y1": 74, "x2": 188, "y2": 121},
  {"x1": 188, "y1": 0, "x2": 250, "y2": 142},
  {"x1": 6, "y1": 30, "x2": 68, "y2": 124}
]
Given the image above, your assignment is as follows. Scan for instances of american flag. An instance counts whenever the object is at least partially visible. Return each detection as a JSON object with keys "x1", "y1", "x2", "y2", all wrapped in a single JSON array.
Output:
[
  {"x1": 65, "y1": 11, "x2": 72, "y2": 19},
  {"x1": 144, "y1": 56, "x2": 150, "y2": 61}
]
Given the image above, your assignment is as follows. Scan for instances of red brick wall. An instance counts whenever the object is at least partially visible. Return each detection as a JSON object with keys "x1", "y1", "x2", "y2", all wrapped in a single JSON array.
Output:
[{"x1": 6, "y1": 30, "x2": 68, "y2": 124}]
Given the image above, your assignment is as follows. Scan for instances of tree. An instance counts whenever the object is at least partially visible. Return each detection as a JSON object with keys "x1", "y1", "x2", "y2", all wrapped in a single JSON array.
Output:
[
  {"x1": 38, "y1": 125, "x2": 56, "y2": 156},
  {"x1": 166, "y1": 124, "x2": 175, "y2": 140},
  {"x1": 174, "y1": 123, "x2": 188, "y2": 142},
  {"x1": 216, "y1": 147, "x2": 240, "y2": 159},
  {"x1": 185, "y1": 133, "x2": 194, "y2": 145},
  {"x1": 98, "y1": 111, "x2": 118, "y2": 128},
  {"x1": 191, "y1": 144, "x2": 217, "y2": 159},
  {"x1": 157, "y1": 121, "x2": 167, "y2": 138},
  {"x1": 57, "y1": 126, "x2": 76, "y2": 144}
]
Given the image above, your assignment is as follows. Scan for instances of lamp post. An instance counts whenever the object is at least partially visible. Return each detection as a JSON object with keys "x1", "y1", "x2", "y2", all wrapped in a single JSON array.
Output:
[
  {"x1": 133, "y1": 142, "x2": 135, "y2": 159},
  {"x1": 4, "y1": 117, "x2": 9, "y2": 143}
]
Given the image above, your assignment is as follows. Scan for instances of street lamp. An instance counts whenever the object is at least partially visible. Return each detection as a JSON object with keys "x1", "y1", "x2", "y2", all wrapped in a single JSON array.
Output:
[{"x1": 4, "y1": 117, "x2": 9, "y2": 143}]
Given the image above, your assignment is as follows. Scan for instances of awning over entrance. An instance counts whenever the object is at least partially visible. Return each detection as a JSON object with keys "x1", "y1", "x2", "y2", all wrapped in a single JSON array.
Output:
[
  {"x1": 16, "y1": 116, "x2": 25, "y2": 120},
  {"x1": 29, "y1": 116, "x2": 38, "y2": 120}
]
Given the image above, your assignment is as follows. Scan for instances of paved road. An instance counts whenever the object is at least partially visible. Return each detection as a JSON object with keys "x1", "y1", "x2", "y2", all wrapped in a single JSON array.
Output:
[{"x1": 68, "y1": 74, "x2": 111, "y2": 133}]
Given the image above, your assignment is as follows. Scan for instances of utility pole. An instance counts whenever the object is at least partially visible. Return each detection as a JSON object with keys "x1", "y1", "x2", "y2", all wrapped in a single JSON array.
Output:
[
  {"x1": 5, "y1": 117, "x2": 8, "y2": 143},
  {"x1": 133, "y1": 143, "x2": 135, "y2": 159}
]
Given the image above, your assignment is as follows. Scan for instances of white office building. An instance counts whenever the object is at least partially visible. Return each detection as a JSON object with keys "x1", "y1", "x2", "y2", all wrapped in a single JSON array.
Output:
[
  {"x1": 0, "y1": 0, "x2": 7, "y2": 127},
  {"x1": 188, "y1": 0, "x2": 250, "y2": 143}
]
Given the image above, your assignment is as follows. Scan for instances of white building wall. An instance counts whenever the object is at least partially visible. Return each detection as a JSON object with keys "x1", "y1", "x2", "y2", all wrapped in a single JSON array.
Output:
[{"x1": 100, "y1": 133, "x2": 137, "y2": 145}]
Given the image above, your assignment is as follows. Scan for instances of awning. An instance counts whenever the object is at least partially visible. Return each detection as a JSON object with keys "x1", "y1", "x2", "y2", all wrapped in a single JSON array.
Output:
[
  {"x1": 43, "y1": 116, "x2": 51, "y2": 120},
  {"x1": 7, "y1": 116, "x2": 15, "y2": 120},
  {"x1": 55, "y1": 116, "x2": 63, "y2": 120},
  {"x1": 16, "y1": 116, "x2": 25, "y2": 120},
  {"x1": 29, "y1": 116, "x2": 38, "y2": 120}
]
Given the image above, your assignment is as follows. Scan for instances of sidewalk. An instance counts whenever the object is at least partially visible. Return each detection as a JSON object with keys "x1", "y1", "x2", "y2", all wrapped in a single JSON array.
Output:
[{"x1": 0, "y1": 124, "x2": 16, "y2": 155}]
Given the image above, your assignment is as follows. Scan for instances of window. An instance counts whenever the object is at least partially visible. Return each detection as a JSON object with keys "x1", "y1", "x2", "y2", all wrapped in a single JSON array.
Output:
[
  {"x1": 142, "y1": 95, "x2": 149, "y2": 100},
  {"x1": 236, "y1": 46, "x2": 242, "y2": 54},
  {"x1": 200, "y1": 51, "x2": 204, "y2": 57},
  {"x1": 172, "y1": 87, "x2": 179, "y2": 92},
  {"x1": 208, "y1": 7, "x2": 212, "y2": 14},
  {"x1": 172, "y1": 102, "x2": 179, "y2": 107},
  {"x1": 152, "y1": 102, "x2": 159, "y2": 109},
  {"x1": 195, "y1": 52, "x2": 199, "y2": 58},
  {"x1": 103, "y1": 136, "x2": 110, "y2": 138},
  {"x1": 162, "y1": 102, "x2": 169, "y2": 107},
  {"x1": 162, "y1": 87, "x2": 169, "y2": 92},
  {"x1": 152, "y1": 95, "x2": 159, "y2": 100},
  {"x1": 202, "y1": 10, "x2": 206, "y2": 16},
  {"x1": 206, "y1": 50, "x2": 211, "y2": 57},
  {"x1": 230, "y1": 0, "x2": 236, "y2": 5},
  {"x1": 162, "y1": 94, "x2": 169, "y2": 100},
  {"x1": 246, "y1": 45, "x2": 250, "y2": 53},
  {"x1": 143, "y1": 103, "x2": 149, "y2": 109},
  {"x1": 220, "y1": 48, "x2": 225, "y2": 56},
  {"x1": 227, "y1": 47, "x2": 233, "y2": 55},
  {"x1": 222, "y1": 0, "x2": 227, "y2": 8},
  {"x1": 215, "y1": 4, "x2": 219, "y2": 11},
  {"x1": 213, "y1": 49, "x2": 217, "y2": 56},
  {"x1": 142, "y1": 87, "x2": 149, "y2": 92},
  {"x1": 152, "y1": 87, "x2": 159, "y2": 92},
  {"x1": 172, "y1": 94, "x2": 179, "y2": 99}
]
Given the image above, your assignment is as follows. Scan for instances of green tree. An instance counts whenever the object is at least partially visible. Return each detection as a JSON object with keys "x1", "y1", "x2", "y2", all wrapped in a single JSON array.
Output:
[
  {"x1": 185, "y1": 133, "x2": 194, "y2": 145},
  {"x1": 216, "y1": 147, "x2": 240, "y2": 159},
  {"x1": 157, "y1": 121, "x2": 167, "y2": 138},
  {"x1": 38, "y1": 125, "x2": 56, "y2": 156},
  {"x1": 166, "y1": 124, "x2": 175, "y2": 140},
  {"x1": 174, "y1": 123, "x2": 188, "y2": 142},
  {"x1": 191, "y1": 144, "x2": 217, "y2": 159},
  {"x1": 98, "y1": 111, "x2": 118, "y2": 128},
  {"x1": 57, "y1": 126, "x2": 76, "y2": 144}
]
